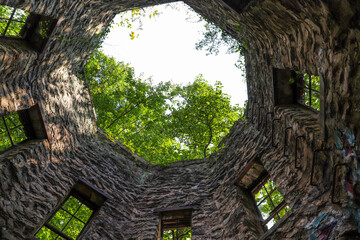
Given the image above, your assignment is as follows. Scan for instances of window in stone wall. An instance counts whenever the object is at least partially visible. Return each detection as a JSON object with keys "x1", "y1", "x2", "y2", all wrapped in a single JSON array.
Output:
[
  {"x1": 35, "y1": 179, "x2": 110, "y2": 240},
  {"x1": 155, "y1": 206, "x2": 192, "y2": 240},
  {"x1": 0, "y1": 5, "x2": 29, "y2": 37},
  {"x1": 0, "y1": 4, "x2": 57, "y2": 52},
  {"x1": 0, "y1": 112, "x2": 27, "y2": 152},
  {"x1": 252, "y1": 174, "x2": 290, "y2": 228},
  {"x1": 0, "y1": 103, "x2": 50, "y2": 154},
  {"x1": 235, "y1": 160, "x2": 290, "y2": 229},
  {"x1": 273, "y1": 68, "x2": 320, "y2": 112},
  {"x1": 294, "y1": 72, "x2": 320, "y2": 111}
]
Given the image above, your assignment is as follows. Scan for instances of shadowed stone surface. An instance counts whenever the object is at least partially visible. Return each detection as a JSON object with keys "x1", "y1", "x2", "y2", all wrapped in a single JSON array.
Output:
[{"x1": 0, "y1": 0, "x2": 359, "y2": 239}]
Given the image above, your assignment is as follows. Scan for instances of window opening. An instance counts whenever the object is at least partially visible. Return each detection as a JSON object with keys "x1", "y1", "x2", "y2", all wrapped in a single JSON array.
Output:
[
  {"x1": 0, "y1": 104, "x2": 50, "y2": 154},
  {"x1": 0, "y1": 4, "x2": 57, "y2": 52},
  {"x1": 155, "y1": 206, "x2": 192, "y2": 240},
  {"x1": 295, "y1": 73, "x2": 320, "y2": 111},
  {"x1": 0, "y1": 112, "x2": 27, "y2": 152},
  {"x1": 235, "y1": 161, "x2": 291, "y2": 229},
  {"x1": 35, "y1": 179, "x2": 110, "y2": 240},
  {"x1": 35, "y1": 195, "x2": 94, "y2": 240},
  {"x1": 0, "y1": 5, "x2": 29, "y2": 37},
  {"x1": 252, "y1": 174, "x2": 290, "y2": 228},
  {"x1": 273, "y1": 68, "x2": 321, "y2": 112}
]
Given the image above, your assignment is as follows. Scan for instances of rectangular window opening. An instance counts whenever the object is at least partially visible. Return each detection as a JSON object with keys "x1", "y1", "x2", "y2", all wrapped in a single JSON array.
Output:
[
  {"x1": 155, "y1": 206, "x2": 193, "y2": 240},
  {"x1": 0, "y1": 103, "x2": 50, "y2": 154},
  {"x1": 36, "y1": 195, "x2": 95, "y2": 240},
  {"x1": 0, "y1": 5, "x2": 29, "y2": 37},
  {"x1": 235, "y1": 161, "x2": 291, "y2": 230},
  {"x1": 252, "y1": 174, "x2": 291, "y2": 229},
  {"x1": 273, "y1": 68, "x2": 321, "y2": 112},
  {"x1": 0, "y1": 111, "x2": 27, "y2": 152},
  {"x1": 35, "y1": 179, "x2": 110, "y2": 240},
  {"x1": 0, "y1": 4, "x2": 57, "y2": 52}
]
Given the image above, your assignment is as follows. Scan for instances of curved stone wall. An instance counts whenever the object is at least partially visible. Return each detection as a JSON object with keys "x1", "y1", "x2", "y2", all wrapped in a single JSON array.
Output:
[{"x1": 0, "y1": 0, "x2": 359, "y2": 239}]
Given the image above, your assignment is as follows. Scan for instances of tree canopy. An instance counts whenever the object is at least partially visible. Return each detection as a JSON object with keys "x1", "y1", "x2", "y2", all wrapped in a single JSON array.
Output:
[
  {"x1": 195, "y1": 20, "x2": 246, "y2": 71},
  {"x1": 0, "y1": 2, "x2": 245, "y2": 165},
  {"x1": 84, "y1": 50, "x2": 243, "y2": 164},
  {"x1": 170, "y1": 76, "x2": 240, "y2": 158},
  {"x1": 86, "y1": 3, "x2": 247, "y2": 165}
]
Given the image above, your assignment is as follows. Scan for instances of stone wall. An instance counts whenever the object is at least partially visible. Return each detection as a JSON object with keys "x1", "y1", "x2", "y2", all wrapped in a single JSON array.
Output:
[
  {"x1": 0, "y1": 0, "x2": 359, "y2": 239},
  {"x1": 242, "y1": 0, "x2": 360, "y2": 239}
]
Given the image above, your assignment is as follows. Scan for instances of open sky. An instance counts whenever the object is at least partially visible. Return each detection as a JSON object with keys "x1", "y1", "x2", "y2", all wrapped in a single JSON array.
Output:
[{"x1": 101, "y1": 2, "x2": 247, "y2": 106}]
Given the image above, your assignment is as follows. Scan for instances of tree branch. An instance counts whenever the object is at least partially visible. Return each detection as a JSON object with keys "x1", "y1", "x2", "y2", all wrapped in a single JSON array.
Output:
[
  {"x1": 106, "y1": 96, "x2": 150, "y2": 129},
  {"x1": 203, "y1": 123, "x2": 213, "y2": 158}
]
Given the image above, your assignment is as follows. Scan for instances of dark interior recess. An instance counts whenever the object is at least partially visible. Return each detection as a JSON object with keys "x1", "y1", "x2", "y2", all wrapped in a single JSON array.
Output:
[
  {"x1": 221, "y1": 0, "x2": 253, "y2": 13},
  {"x1": 18, "y1": 103, "x2": 51, "y2": 142},
  {"x1": 273, "y1": 68, "x2": 296, "y2": 106},
  {"x1": 22, "y1": 14, "x2": 58, "y2": 52}
]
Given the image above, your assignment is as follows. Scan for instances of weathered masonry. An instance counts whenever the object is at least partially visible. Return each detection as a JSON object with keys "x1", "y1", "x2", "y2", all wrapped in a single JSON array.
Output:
[{"x1": 0, "y1": 0, "x2": 359, "y2": 239}]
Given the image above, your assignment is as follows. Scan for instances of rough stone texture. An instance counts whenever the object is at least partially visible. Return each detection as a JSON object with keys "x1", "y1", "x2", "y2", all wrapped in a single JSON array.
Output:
[{"x1": 0, "y1": 0, "x2": 359, "y2": 239}]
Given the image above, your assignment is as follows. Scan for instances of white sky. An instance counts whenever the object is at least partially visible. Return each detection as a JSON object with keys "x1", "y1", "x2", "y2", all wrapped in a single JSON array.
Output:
[{"x1": 101, "y1": 2, "x2": 247, "y2": 106}]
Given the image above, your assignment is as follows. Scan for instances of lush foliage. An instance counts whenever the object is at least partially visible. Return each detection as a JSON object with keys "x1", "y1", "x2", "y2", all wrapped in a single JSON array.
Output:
[
  {"x1": 84, "y1": 50, "x2": 242, "y2": 164},
  {"x1": 163, "y1": 228, "x2": 191, "y2": 240},
  {"x1": 85, "y1": 50, "x2": 177, "y2": 164},
  {"x1": 170, "y1": 76, "x2": 240, "y2": 158},
  {"x1": 36, "y1": 196, "x2": 93, "y2": 239},
  {"x1": 0, "y1": 3, "x2": 244, "y2": 164}
]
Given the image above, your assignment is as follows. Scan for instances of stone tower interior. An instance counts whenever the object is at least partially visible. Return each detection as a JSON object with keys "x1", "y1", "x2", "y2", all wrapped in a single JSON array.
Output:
[{"x1": 0, "y1": 0, "x2": 360, "y2": 239}]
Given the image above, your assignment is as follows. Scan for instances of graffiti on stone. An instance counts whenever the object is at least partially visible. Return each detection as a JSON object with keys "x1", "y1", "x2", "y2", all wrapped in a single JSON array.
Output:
[
  {"x1": 308, "y1": 129, "x2": 360, "y2": 239},
  {"x1": 307, "y1": 213, "x2": 339, "y2": 240},
  {"x1": 335, "y1": 129, "x2": 357, "y2": 159},
  {"x1": 335, "y1": 129, "x2": 360, "y2": 201},
  {"x1": 335, "y1": 129, "x2": 360, "y2": 233}
]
